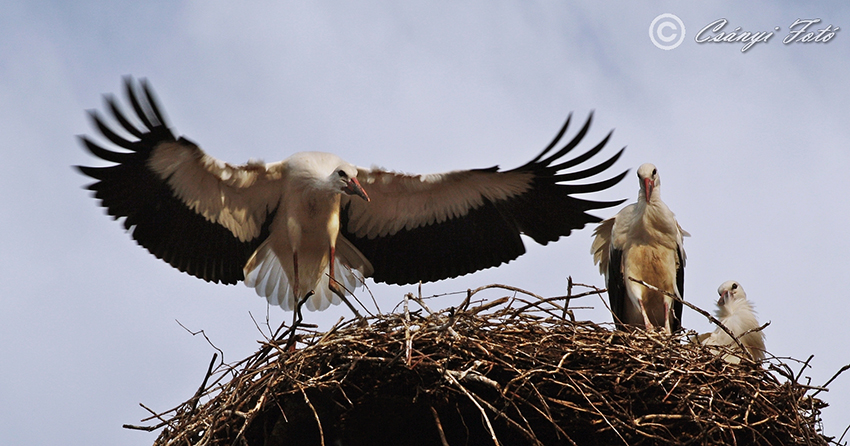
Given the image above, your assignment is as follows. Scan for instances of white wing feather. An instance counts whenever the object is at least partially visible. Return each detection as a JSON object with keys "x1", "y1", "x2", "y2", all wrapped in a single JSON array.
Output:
[
  {"x1": 343, "y1": 168, "x2": 534, "y2": 239},
  {"x1": 147, "y1": 141, "x2": 287, "y2": 241}
]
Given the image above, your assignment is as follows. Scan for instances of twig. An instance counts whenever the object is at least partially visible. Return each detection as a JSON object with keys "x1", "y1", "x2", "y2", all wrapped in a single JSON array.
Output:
[
  {"x1": 301, "y1": 387, "x2": 325, "y2": 446},
  {"x1": 404, "y1": 293, "x2": 413, "y2": 367},
  {"x1": 795, "y1": 355, "x2": 816, "y2": 384},
  {"x1": 813, "y1": 363, "x2": 850, "y2": 398},
  {"x1": 176, "y1": 320, "x2": 225, "y2": 362},
  {"x1": 562, "y1": 276, "x2": 573, "y2": 320},
  {"x1": 444, "y1": 370, "x2": 501, "y2": 446},
  {"x1": 188, "y1": 353, "x2": 218, "y2": 412},
  {"x1": 430, "y1": 405, "x2": 451, "y2": 446},
  {"x1": 142, "y1": 282, "x2": 831, "y2": 446},
  {"x1": 628, "y1": 277, "x2": 752, "y2": 361},
  {"x1": 634, "y1": 413, "x2": 690, "y2": 425}
]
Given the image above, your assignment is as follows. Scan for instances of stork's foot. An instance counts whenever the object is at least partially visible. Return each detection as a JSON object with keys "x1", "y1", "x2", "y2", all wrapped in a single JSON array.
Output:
[
  {"x1": 638, "y1": 298, "x2": 654, "y2": 330},
  {"x1": 285, "y1": 291, "x2": 314, "y2": 351},
  {"x1": 329, "y1": 281, "x2": 368, "y2": 327}
]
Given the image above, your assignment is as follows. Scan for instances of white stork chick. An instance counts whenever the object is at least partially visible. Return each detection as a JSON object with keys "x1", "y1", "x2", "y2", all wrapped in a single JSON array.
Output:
[
  {"x1": 78, "y1": 78, "x2": 628, "y2": 314},
  {"x1": 591, "y1": 163, "x2": 688, "y2": 333},
  {"x1": 700, "y1": 280, "x2": 766, "y2": 363}
]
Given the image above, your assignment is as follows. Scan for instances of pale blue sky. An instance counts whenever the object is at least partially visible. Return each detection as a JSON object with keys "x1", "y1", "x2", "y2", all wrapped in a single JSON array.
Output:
[{"x1": 1, "y1": 2, "x2": 848, "y2": 444}]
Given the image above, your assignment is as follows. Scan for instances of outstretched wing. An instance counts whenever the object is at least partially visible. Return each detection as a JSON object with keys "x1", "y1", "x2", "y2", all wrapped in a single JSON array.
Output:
[
  {"x1": 77, "y1": 77, "x2": 282, "y2": 284},
  {"x1": 340, "y1": 114, "x2": 628, "y2": 285}
]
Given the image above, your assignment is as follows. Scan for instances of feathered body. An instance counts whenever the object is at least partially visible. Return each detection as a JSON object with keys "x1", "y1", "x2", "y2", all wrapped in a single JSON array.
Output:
[
  {"x1": 592, "y1": 163, "x2": 687, "y2": 332},
  {"x1": 242, "y1": 153, "x2": 368, "y2": 311},
  {"x1": 79, "y1": 78, "x2": 628, "y2": 313},
  {"x1": 701, "y1": 280, "x2": 766, "y2": 363}
]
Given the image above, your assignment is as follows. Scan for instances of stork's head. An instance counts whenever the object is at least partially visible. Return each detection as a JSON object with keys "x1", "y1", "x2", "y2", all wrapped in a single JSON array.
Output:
[
  {"x1": 637, "y1": 163, "x2": 660, "y2": 202},
  {"x1": 287, "y1": 152, "x2": 370, "y2": 201},
  {"x1": 333, "y1": 164, "x2": 370, "y2": 202},
  {"x1": 717, "y1": 280, "x2": 746, "y2": 306}
]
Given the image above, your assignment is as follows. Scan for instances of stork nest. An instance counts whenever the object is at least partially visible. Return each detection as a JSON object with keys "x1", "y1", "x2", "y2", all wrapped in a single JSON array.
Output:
[{"x1": 136, "y1": 284, "x2": 842, "y2": 446}]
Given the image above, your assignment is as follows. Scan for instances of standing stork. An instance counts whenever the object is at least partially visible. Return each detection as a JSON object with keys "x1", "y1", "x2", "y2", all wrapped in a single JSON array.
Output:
[
  {"x1": 78, "y1": 78, "x2": 629, "y2": 317},
  {"x1": 591, "y1": 163, "x2": 688, "y2": 332}
]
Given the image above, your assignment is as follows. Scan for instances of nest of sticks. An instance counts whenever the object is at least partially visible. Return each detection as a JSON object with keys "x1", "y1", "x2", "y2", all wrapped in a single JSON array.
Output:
[{"x1": 135, "y1": 283, "x2": 842, "y2": 446}]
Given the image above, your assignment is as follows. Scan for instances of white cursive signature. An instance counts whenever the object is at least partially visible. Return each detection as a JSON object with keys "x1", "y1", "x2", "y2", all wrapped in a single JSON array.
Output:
[{"x1": 695, "y1": 18, "x2": 839, "y2": 52}]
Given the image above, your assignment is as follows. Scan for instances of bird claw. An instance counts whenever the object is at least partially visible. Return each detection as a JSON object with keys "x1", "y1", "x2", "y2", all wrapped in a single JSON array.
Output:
[{"x1": 285, "y1": 290, "x2": 314, "y2": 350}]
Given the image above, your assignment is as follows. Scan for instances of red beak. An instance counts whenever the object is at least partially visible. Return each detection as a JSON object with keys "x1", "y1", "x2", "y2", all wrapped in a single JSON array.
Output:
[
  {"x1": 343, "y1": 177, "x2": 370, "y2": 202},
  {"x1": 643, "y1": 178, "x2": 653, "y2": 202},
  {"x1": 718, "y1": 291, "x2": 729, "y2": 306}
]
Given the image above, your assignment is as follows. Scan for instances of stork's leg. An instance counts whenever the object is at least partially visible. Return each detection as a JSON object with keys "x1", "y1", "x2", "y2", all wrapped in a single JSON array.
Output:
[
  {"x1": 328, "y1": 246, "x2": 367, "y2": 326},
  {"x1": 292, "y1": 251, "x2": 300, "y2": 329},
  {"x1": 285, "y1": 251, "x2": 304, "y2": 350},
  {"x1": 292, "y1": 251, "x2": 300, "y2": 305},
  {"x1": 286, "y1": 290, "x2": 313, "y2": 351},
  {"x1": 663, "y1": 301, "x2": 672, "y2": 334},
  {"x1": 638, "y1": 297, "x2": 654, "y2": 330}
]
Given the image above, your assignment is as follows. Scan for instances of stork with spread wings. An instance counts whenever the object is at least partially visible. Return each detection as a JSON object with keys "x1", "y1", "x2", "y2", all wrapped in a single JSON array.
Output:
[{"x1": 78, "y1": 78, "x2": 628, "y2": 314}]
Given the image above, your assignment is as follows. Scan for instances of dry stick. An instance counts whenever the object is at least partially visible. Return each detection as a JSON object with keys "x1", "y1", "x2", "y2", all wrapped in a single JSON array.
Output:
[
  {"x1": 458, "y1": 288, "x2": 473, "y2": 312},
  {"x1": 176, "y1": 320, "x2": 225, "y2": 363},
  {"x1": 122, "y1": 423, "x2": 160, "y2": 432},
  {"x1": 363, "y1": 281, "x2": 381, "y2": 315},
  {"x1": 444, "y1": 370, "x2": 501, "y2": 446},
  {"x1": 740, "y1": 321, "x2": 771, "y2": 339},
  {"x1": 812, "y1": 363, "x2": 850, "y2": 398},
  {"x1": 634, "y1": 413, "x2": 689, "y2": 425},
  {"x1": 627, "y1": 277, "x2": 754, "y2": 361},
  {"x1": 249, "y1": 311, "x2": 274, "y2": 346},
  {"x1": 142, "y1": 403, "x2": 173, "y2": 429},
  {"x1": 503, "y1": 374, "x2": 572, "y2": 444},
  {"x1": 794, "y1": 355, "x2": 816, "y2": 384},
  {"x1": 562, "y1": 276, "x2": 574, "y2": 320},
  {"x1": 836, "y1": 423, "x2": 850, "y2": 445},
  {"x1": 188, "y1": 353, "x2": 219, "y2": 413},
  {"x1": 510, "y1": 296, "x2": 566, "y2": 317},
  {"x1": 315, "y1": 317, "x2": 346, "y2": 346},
  {"x1": 327, "y1": 272, "x2": 373, "y2": 319},
  {"x1": 466, "y1": 388, "x2": 544, "y2": 446},
  {"x1": 409, "y1": 291, "x2": 437, "y2": 317},
  {"x1": 300, "y1": 386, "x2": 326, "y2": 446},
  {"x1": 589, "y1": 284, "x2": 626, "y2": 328},
  {"x1": 430, "y1": 405, "x2": 451, "y2": 446},
  {"x1": 564, "y1": 373, "x2": 629, "y2": 446},
  {"x1": 461, "y1": 283, "x2": 588, "y2": 317},
  {"x1": 468, "y1": 283, "x2": 545, "y2": 301},
  {"x1": 145, "y1": 283, "x2": 829, "y2": 446},
  {"x1": 230, "y1": 390, "x2": 269, "y2": 446},
  {"x1": 468, "y1": 296, "x2": 510, "y2": 315},
  {"x1": 404, "y1": 293, "x2": 413, "y2": 367}
]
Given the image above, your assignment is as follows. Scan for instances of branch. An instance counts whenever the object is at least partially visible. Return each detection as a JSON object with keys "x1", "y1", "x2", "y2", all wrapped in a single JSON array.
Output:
[{"x1": 627, "y1": 277, "x2": 754, "y2": 362}]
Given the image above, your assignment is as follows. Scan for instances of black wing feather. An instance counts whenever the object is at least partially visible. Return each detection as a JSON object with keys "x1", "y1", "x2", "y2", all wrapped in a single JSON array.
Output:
[
  {"x1": 342, "y1": 114, "x2": 628, "y2": 285},
  {"x1": 607, "y1": 247, "x2": 627, "y2": 330},
  {"x1": 342, "y1": 199, "x2": 525, "y2": 285},
  {"x1": 526, "y1": 113, "x2": 572, "y2": 165},
  {"x1": 673, "y1": 247, "x2": 685, "y2": 332},
  {"x1": 77, "y1": 77, "x2": 272, "y2": 285},
  {"x1": 106, "y1": 95, "x2": 144, "y2": 139}
]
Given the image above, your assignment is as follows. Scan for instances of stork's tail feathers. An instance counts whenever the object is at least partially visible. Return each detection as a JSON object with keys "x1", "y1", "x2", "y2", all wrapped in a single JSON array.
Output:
[
  {"x1": 244, "y1": 241, "x2": 294, "y2": 309},
  {"x1": 243, "y1": 240, "x2": 364, "y2": 311}
]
